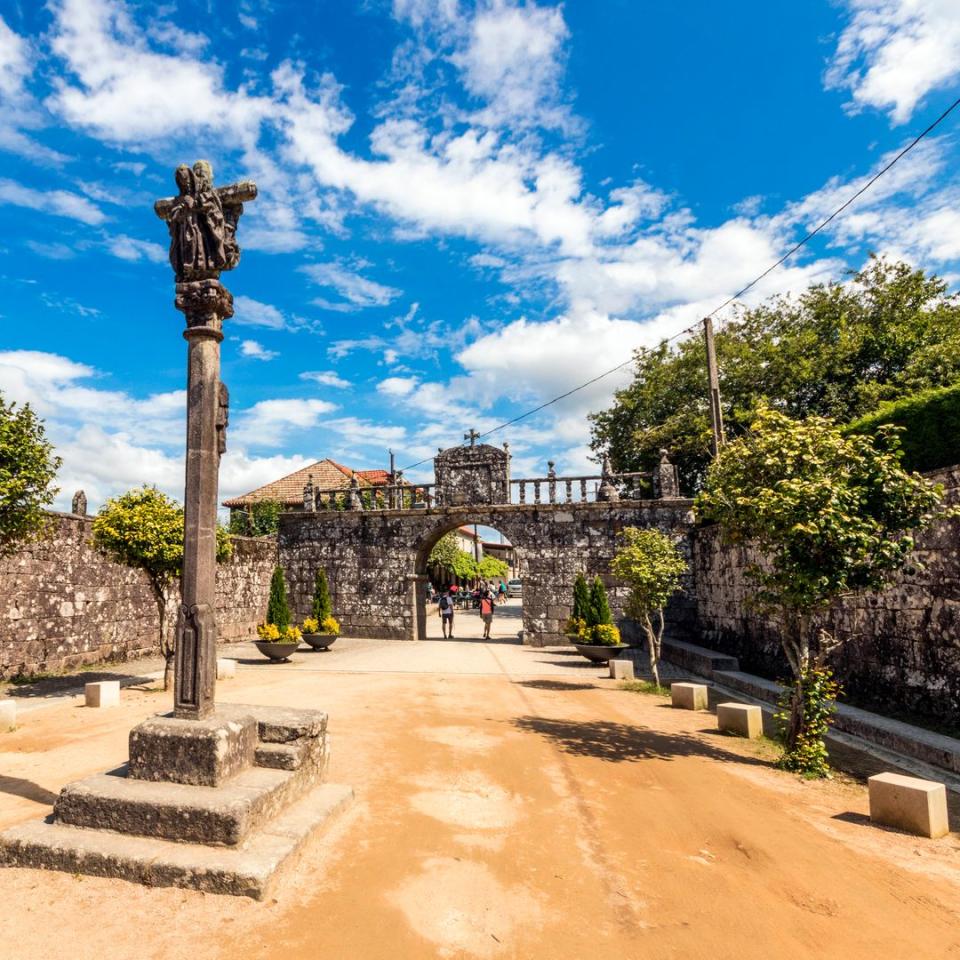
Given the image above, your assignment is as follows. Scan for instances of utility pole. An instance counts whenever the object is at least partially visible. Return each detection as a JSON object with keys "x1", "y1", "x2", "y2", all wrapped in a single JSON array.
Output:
[{"x1": 703, "y1": 317, "x2": 725, "y2": 457}]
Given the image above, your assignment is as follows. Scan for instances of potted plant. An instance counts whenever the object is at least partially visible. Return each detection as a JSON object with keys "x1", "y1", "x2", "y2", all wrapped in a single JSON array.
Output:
[
  {"x1": 254, "y1": 565, "x2": 301, "y2": 661},
  {"x1": 567, "y1": 575, "x2": 628, "y2": 662},
  {"x1": 301, "y1": 615, "x2": 341, "y2": 650}
]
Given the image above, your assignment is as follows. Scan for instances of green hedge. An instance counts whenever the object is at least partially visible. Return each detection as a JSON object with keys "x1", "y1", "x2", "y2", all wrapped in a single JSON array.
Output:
[{"x1": 847, "y1": 382, "x2": 960, "y2": 473}]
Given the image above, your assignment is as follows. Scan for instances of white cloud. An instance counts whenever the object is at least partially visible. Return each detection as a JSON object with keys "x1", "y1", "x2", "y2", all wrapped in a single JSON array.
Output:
[
  {"x1": 378, "y1": 376, "x2": 419, "y2": 397},
  {"x1": 232, "y1": 398, "x2": 339, "y2": 447},
  {"x1": 300, "y1": 370, "x2": 352, "y2": 389},
  {"x1": 239, "y1": 339, "x2": 278, "y2": 361},
  {"x1": 105, "y1": 233, "x2": 166, "y2": 262},
  {"x1": 232, "y1": 294, "x2": 288, "y2": 330},
  {"x1": 0, "y1": 177, "x2": 106, "y2": 224},
  {"x1": 302, "y1": 262, "x2": 402, "y2": 310},
  {"x1": 826, "y1": 0, "x2": 960, "y2": 123},
  {"x1": 325, "y1": 416, "x2": 406, "y2": 448}
]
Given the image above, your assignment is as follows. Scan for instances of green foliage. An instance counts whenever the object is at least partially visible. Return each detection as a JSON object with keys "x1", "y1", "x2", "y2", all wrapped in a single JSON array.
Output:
[
  {"x1": 476, "y1": 555, "x2": 509, "y2": 580},
  {"x1": 311, "y1": 567, "x2": 333, "y2": 622},
  {"x1": 427, "y1": 532, "x2": 460, "y2": 571},
  {"x1": 775, "y1": 667, "x2": 840, "y2": 778},
  {"x1": 621, "y1": 679, "x2": 671, "y2": 697},
  {"x1": 450, "y1": 549, "x2": 478, "y2": 581},
  {"x1": 572, "y1": 572, "x2": 590, "y2": 621},
  {"x1": 611, "y1": 528, "x2": 688, "y2": 621},
  {"x1": 591, "y1": 623, "x2": 622, "y2": 645},
  {"x1": 846, "y1": 381, "x2": 960, "y2": 473},
  {"x1": 590, "y1": 258, "x2": 960, "y2": 491},
  {"x1": 563, "y1": 616, "x2": 589, "y2": 641},
  {"x1": 266, "y1": 565, "x2": 291, "y2": 630},
  {"x1": 587, "y1": 576, "x2": 612, "y2": 627},
  {"x1": 0, "y1": 394, "x2": 61, "y2": 555},
  {"x1": 228, "y1": 499, "x2": 282, "y2": 537}
]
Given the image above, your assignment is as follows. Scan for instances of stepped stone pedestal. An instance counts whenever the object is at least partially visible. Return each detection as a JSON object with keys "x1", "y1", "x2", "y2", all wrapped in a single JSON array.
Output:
[{"x1": 0, "y1": 704, "x2": 351, "y2": 898}]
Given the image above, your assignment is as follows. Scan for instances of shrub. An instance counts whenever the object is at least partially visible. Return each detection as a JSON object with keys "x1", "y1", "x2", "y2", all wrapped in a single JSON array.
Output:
[
  {"x1": 266, "y1": 565, "x2": 291, "y2": 630},
  {"x1": 302, "y1": 617, "x2": 319, "y2": 634},
  {"x1": 572, "y1": 572, "x2": 590, "y2": 621},
  {"x1": 592, "y1": 623, "x2": 622, "y2": 646},
  {"x1": 312, "y1": 568, "x2": 333, "y2": 622},
  {"x1": 588, "y1": 576, "x2": 612, "y2": 627},
  {"x1": 846, "y1": 381, "x2": 960, "y2": 473},
  {"x1": 563, "y1": 616, "x2": 589, "y2": 641},
  {"x1": 321, "y1": 615, "x2": 340, "y2": 636},
  {"x1": 257, "y1": 623, "x2": 301, "y2": 644}
]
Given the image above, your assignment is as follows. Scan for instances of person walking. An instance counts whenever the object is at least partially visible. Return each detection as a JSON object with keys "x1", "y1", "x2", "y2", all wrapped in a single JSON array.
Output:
[
  {"x1": 498, "y1": 580, "x2": 507, "y2": 604},
  {"x1": 479, "y1": 589, "x2": 495, "y2": 640},
  {"x1": 438, "y1": 590, "x2": 455, "y2": 639}
]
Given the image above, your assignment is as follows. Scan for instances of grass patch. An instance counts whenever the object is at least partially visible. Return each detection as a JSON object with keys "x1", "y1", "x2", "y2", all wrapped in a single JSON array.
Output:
[
  {"x1": 620, "y1": 679, "x2": 671, "y2": 697},
  {"x1": 9, "y1": 672, "x2": 59, "y2": 685}
]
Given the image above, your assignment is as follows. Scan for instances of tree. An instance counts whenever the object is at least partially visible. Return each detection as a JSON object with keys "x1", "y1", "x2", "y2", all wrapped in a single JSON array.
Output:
[
  {"x1": 590, "y1": 258, "x2": 960, "y2": 492},
  {"x1": 477, "y1": 555, "x2": 509, "y2": 581},
  {"x1": 311, "y1": 567, "x2": 332, "y2": 622},
  {"x1": 92, "y1": 486, "x2": 232, "y2": 689},
  {"x1": 428, "y1": 532, "x2": 460, "y2": 574},
  {"x1": 695, "y1": 406, "x2": 946, "y2": 776},
  {"x1": 572, "y1": 572, "x2": 590, "y2": 621},
  {"x1": 0, "y1": 394, "x2": 61, "y2": 556},
  {"x1": 228, "y1": 499, "x2": 282, "y2": 536},
  {"x1": 611, "y1": 528, "x2": 688, "y2": 688},
  {"x1": 587, "y1": 576, "x2": 612, "y2": 627},
  {"x1": 267, "y1": 566, "x2": 291, "y2": 630}
]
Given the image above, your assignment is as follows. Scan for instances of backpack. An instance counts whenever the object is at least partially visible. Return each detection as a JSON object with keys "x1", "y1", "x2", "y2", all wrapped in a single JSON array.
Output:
[{"x1": 439, "y1": 595, "x2": 451, "y2": 612}]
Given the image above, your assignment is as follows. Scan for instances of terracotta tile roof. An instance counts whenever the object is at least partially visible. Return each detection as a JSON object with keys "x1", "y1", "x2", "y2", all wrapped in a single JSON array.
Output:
[{"x1": 222, "y1": 458, "x2": 389, "y2": 509}]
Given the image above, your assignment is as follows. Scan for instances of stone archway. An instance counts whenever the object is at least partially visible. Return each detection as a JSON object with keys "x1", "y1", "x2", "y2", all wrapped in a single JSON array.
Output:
[{"x1": 412, "y1": 517, "x2": 528, "y2": 642}]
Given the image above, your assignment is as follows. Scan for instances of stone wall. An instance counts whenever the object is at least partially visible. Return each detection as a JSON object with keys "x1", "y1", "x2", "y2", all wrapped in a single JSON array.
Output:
[
  {"x1": 691, "y1": 466, "x2": 960, "y2": 723},
  {"x1": 278, "y1": 499, "x2": 696, "y2": 646},
  {"x1": 0, "y1": 513, "x2": 276, "y2": 679}
]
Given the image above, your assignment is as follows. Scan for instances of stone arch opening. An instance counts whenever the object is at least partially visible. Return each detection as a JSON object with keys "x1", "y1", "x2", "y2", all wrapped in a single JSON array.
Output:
[{"x1": 413, "y1": 517, "x2": 527, "y2": 643}]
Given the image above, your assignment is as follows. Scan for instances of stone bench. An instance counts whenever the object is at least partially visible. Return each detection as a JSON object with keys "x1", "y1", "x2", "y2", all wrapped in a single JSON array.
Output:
[
  {"x1": 609, "y1": 659, "x2": 635, "y2": 680},
  {"x1": 671, "y1": 682, "x2": 708, "y2": 711},
  {"x1": 868, "y1": 772, "x2": 950, "y2": 839},
  {"x1": 85, "y1": 681, "x2": 120, "y2": 709},
  {"x1": 717, "y1": 702, "x2": 762, "y2": 739}
]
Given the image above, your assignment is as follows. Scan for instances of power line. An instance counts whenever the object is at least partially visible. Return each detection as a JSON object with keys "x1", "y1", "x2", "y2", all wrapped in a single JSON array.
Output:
[{"x1": 399, "y1": 94, "x2": 960, "y2": 470}]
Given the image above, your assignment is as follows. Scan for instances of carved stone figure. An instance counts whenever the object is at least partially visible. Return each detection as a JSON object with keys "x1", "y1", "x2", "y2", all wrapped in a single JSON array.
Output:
[
  {"x1": 71, "y1": 490, "x2": 87, "y2": 516},
  {"x1": 216, "y1": 382, "x2": 230, "y2": 458}
]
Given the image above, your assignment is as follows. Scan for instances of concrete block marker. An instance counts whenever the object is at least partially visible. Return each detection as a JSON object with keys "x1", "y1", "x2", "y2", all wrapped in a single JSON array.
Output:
[
  {"x1": 84, "y1": 681, "x2": 120, "y2": 709},
  {"x1": 0, "y1": 700, "x2": 15, "y2": 729},
  {"x1": 610, "y1": 659, "x2": 635, "y2": 680},
  {"x1": 671, "y1": 682, "x2": 709, "y2": 711},
  {"x1": 217, "y1": 658, "x2": 237, "y2": 680},
  {"x1": 868, "y1": 772, "x2": 950, "y2": 839},
  {"x1": 717, "y1": 702, "x2": 762, "y2": 739}
]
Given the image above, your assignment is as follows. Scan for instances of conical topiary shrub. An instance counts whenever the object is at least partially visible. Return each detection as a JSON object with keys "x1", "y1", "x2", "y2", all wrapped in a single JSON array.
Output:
[
  {"x1": 572, "y1": 572, "x2": 590, "y2": 621},
  {"x1": 588, "y1": 575, "x2": 612, "y2": 627},
  {"x1": 311, "y1": 568, "x2": 332, "y2": 623},
  {"x1": 267, "y1": 565, "x2": 291, "y2": 630}
]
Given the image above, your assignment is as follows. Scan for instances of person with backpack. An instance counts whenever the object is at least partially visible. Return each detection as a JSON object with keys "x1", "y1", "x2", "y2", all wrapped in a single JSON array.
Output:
[
  {"x1": 438, "y1": 590, "x2": 455, "y2": 638},
  {"x1": 479, "y1": 589, "x2": 495, "y2": 640}
]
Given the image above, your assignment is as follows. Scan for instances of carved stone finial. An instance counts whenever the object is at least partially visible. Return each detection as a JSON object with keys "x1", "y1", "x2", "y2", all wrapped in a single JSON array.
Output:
[
  {"x1": 303, "y1": 474, "x2": 315, "y2": 512},
  {"x1": 464, "y1": 428, "x2": 481, "y2": 446},
  {"x1": 547, "y1": 461, "x2": 556, "y2": 478},
  {"x1": 71, "y1": 490, "x2": 87, "y2": 516}
]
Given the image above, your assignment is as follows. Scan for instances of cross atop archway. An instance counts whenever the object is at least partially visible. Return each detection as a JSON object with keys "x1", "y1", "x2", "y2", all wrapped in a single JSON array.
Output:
[{"x1": 464, "y1": 428, "x2": 481, "y2": 446}]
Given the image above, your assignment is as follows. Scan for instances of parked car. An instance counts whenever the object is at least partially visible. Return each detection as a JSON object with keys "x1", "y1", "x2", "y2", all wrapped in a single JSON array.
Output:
[{"x1": 507, "y1": 579, "x2": 523, "y2": 598}]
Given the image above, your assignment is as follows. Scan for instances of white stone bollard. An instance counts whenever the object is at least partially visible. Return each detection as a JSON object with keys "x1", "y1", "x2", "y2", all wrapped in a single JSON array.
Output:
[
  {"x1": 217, "y1": 658, "x2": 236, "y2": 680},
  {"x1": 717, "y1": 702, "x2": 763, "y2": 739},
  {"x1": 85, "y1": 680, "x2": 120, "y2": 709},
  {"x1": 0, "y1": 700, "x2": 16, "y2": 729},
  {"x1": 671, "y1": 682, "x2": 709, "y2": 711},
  {"x1": 868, "y1": 772, "x2": 950, "y2": 839},
  {"x1": 610, "y1": 659, "x2": 635, "y2": 680}
]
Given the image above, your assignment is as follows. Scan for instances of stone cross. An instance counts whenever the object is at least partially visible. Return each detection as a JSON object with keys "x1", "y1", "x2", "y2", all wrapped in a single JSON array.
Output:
[
  {"x1": 71, "y1": 490, "x2": 87, "y2": 516},
  {"x1": 464, "y1": 428, "x2": 481, "y2": 446},
  {"x1": 155, "y1": 161, "x2": 257, "y2": 721}
]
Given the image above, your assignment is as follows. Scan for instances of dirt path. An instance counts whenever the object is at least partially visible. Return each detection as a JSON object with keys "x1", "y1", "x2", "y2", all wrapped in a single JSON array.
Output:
[{"x1": 1, "y1": 642, "x2": 958, "y2": 960}]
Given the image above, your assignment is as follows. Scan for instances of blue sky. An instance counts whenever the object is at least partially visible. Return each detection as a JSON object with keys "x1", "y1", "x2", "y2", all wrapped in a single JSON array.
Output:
[{"x1": 1, "y1": 0, "x2": 959, "y2": 511}]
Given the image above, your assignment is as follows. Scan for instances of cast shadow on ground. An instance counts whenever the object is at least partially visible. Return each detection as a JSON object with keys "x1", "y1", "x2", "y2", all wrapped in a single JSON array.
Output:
[
  {"x1": 0, "y1": 776, "x2": 58, "y2": 806},
  {"x1": 515, "y1": 680, "x2": 598, "y2": 692},
  {"x1": 5, "y1": 672, "x2": 156, "y2": 699},
  {"x1": 513, "y1": 715, "x2": 771, "y2": 767}
]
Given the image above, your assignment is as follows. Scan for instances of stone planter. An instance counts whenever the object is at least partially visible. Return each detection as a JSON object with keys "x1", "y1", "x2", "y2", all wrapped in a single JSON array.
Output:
[
  {"x1": 253, "y1": 640, "x2": 299, "y2": 662},
  {"x1": 573, "y1": 642, "x2": 628, "y2": 664},
  {"x1": 302, "y1": 633, "x2": 338, "y2": 651}
]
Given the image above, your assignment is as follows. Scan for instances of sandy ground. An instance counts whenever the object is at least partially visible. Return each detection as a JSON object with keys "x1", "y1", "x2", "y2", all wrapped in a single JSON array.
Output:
[{"x1": 1, "y1": 612, "x2": 959, "y2": 960}]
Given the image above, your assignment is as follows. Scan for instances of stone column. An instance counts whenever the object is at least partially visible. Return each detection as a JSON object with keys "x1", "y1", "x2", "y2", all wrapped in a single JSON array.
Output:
[{"x1": 173, "y1": 279, "x2": 233, "y2": 720}]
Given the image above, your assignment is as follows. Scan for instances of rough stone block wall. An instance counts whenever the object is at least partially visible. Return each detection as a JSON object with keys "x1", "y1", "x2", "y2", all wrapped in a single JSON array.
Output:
[
  {"x1": 691, "y1": 466, "x2": 960, "y2": 723},
  {"x1": 0, "y1": 513, "x2": 276, "y2": 679},
  {"x1": 278, "y1": 500, "x2": 696, "y2": 646}
]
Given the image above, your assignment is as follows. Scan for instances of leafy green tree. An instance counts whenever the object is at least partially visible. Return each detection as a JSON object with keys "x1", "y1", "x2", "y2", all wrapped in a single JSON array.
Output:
[
  {"x1": 611, "y1": 528, "x2": 688, "y2": 687},
  {"x1": 311, "y1": 567, "x2": 333, "y2": 623},
  {"x1": 450, "y1": 549, "x2": 478, "y2": 582},
  {"x1": 0, "y1": 394, "x2": 61, "y2": 556},
  {"x1": 572, "y1": 572, "x2": 590, "y2": 621},
  {"x1": 428, "y1": 532, "x2": 460, "y2": 573},
  {"x1": 228, "y1": 499, "x2": 282, "y2": 537},
  {"x1": 92, "y1": 486, "x2": 232, "y2": 689},
  {"x1": 267, "y1": 565, "x2": 291, "y2": 631},
  {"x1": 695, "y1": 406, "x2": 946, "y2": 776},
  {"x1": 590, "y1": 258, "x2": 960, "y2": 492},
  {"x1": 477, "y1": 555, "x2": 509, "y2": 581},
  {"x1": 587, "y1": 576, "x2": 612, "y2": 627}
]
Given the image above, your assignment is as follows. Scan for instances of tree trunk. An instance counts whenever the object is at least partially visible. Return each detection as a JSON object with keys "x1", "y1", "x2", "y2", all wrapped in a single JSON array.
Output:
[
  {"x1": 643, "y1": 612, "x2": 660, "y2": 688},
  {"x1": 151, "y1": 580, "x2": 174, "y2": 692},
  {"x1": 781, "y1": 610, "x2": 811, "y2": 753}
]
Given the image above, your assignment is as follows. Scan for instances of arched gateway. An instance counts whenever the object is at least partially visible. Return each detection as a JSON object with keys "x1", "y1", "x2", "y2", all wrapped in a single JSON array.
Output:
[{"x1": 279, "y1": 441, "x2": 695, "y2": 646}]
